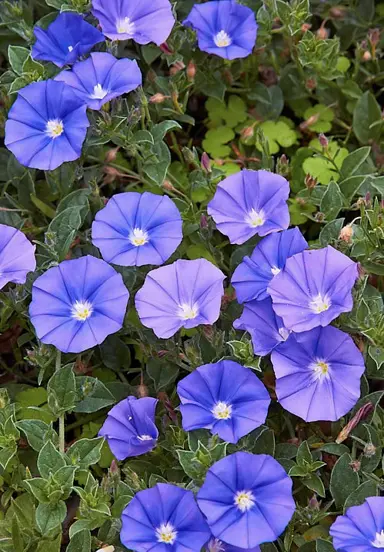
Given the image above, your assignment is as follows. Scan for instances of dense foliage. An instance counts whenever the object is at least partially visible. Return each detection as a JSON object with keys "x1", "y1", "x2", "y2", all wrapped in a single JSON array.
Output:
[{"x1": 0, "y1": 1, "x2": 383, "y2": 551}]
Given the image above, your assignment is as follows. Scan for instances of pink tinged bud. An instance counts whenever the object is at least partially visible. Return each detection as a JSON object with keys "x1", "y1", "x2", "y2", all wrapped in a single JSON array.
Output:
[
  {"x1": 201, "y1": 152, "x2": 211, "y2": 173},
  {"x1": 187, "y1": 61, "x2": 197, "y2": 81},
  {"x1": 308, "y1": 495, "x2": 320, "y2": 510},
  {"x1": 316, "y1": 27, "x2": 329, "y2": 39},
  {"x1": 159, "y1": 42, "x2": 173, "y2": 55},
  {"x1": 150, "y1": 93, "x2": 167, "y2": 104},
  {"x1": 200, "y1": 214, "x2": 208, "y2": 229},
  {"x1": 339, "y1": 225, "x2": 353, "y2": 243},
  {"x1": 319, "y1": 133, "x2": 328, "y2": 148},
  {"x1": 364, "y1": 443, "x2": 377, "y2": 457},
  {"x1": 362, "y1": 51, "x2": 372, "y2": 61},
  {"x1": 336, "y1": 402, "x2": 374, "y2": 443},
  {"x1": 349, "y1": 460, "x2": 361, "y2": 472},
  {"x1": 241, "y1": 126, "x2": 255, "y2": 140},
  {"x1": 110, "y1": 460, "x2": 119, "y2": 475}
]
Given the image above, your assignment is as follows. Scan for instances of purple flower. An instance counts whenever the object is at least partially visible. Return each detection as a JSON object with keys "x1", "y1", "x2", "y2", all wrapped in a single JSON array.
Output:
[
  {"x1": 55, "y1": 53, "x2": 142, "y2": 111},
  {"x1": 92, "y1": 192, "x2": 182, "y2": 267},
  {"x1": 29, "y1": 255, "x2": 129, "y2": 354},
  {"x1": 207, "y1": 170, "x2": 290, "y2": 245},
  {"x1": 135, "y1": 259, "x2": 225, "y2": 339},
  {"x1": 121, "y1": 483, "x2": 211, "y2": 551},
  {"x1": 271, "y1": 326, "x2": 365, "y2": 422},
  {"x1": 5, "y1": 80, "x2": 89, "y2": 171},
  {"x1": 206, "y1": 539, "x2": 260, "y2": 552},
  {"x1": 330, "y1": 497, "x2": 384, "y2": 552},
  {"x1": 31, "y1": 12, "x2": 104, "y2": 68},
  {"x1": 91, "y1": 0, "x2": 175, "y2": 44},
  {"x1": 177, "y1": 360, "x2": 270, "y2": 444},
  {"x1": 232, "y1": 229, "x2": 308, "y2": 303},
  {"x1": 0, "y1": 224, "x2": 36, "y2": 289},
  {"x1": 268, "y1": 246, "x2": 358, "y2": 332},
  {"x1": 234, "y1": 298, "x2": 289, "y2": 357},
  {"x1": 183, "y1": 0, "x2": 258, "y2": 60},
  {"x1": 197, "y1": 452, "x2": 295, "y2": 548},
  {"x1": 99, "y1": 396, "x2": 158, "y2": 460}
]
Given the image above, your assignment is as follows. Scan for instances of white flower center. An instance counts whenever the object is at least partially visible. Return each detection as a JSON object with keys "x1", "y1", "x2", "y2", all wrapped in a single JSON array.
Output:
[
  {"x1": 244, "y1": 209, "x2": 265, "y2": 228},
  {"x1": 156, "y1": 523, "x2": 177, "y2": 544},
  {"x1": 71, "y1": 300, "x2": 93, "y2": 322},
  {"x1": 271, "y1": 266, "x2": 281, "y2": 276},
  {"x1": 234, "y1": 490, "x2": 255, "y2": 513},
  {"x1": 310, "y1": 359, "x2": 330, "y2": 380},
  {"x1": 178, "y1": 302, "x2": 199, "y2": 320},
  {"x1": 309, "y1": 293, "x2": 331, "y2": 314},
  {"x1": 372, "y1": 531, "x2": 384, "y2": 548},
  {"x1": 212, "y1": 401, "x2": 232, "y2": 420},
  {"x1": 137, "y1": 434, "x2": 153, "y2": 441},
  {"x1": 116, "y1": 17, "x2": 136, "y2": 35},
  {"x1": 129, "y1": 228, "x2": 149, "y2": 247},
  {"x1": 46, "y1": 119, "x2": 64, "y2": 139},
  {"x1": 90, "y1": 83, "x2": 109, "y2": 100},
  {"x1": 214, "y1": 30, "x2": 232, "y2": 48},
  {"x1": 68, "y1": 45, "x2": 73, "y2": 52}
]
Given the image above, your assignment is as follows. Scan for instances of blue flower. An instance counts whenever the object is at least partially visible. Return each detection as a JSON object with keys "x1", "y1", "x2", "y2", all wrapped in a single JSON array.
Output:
[
  {"x1": 197, "y1": 452, "x2": 295, "y2": 548},
  {"x1": 330, "y1": 497, "x2": 384, "y2": 552},
  {"x1": 55, "y1": 53, "x2": 142, "y2": 111},
  {"x1": 234, "y1": 298, "x2": 289, "y2": 357},
  {"x1": 232, "y1": 228, "x2": 308, "y2": 304},
  {"x1": 208, "y1": 170, "x2": 290, "y2": 245},
  {"x1": 177, "y1": 360, "x2": 270, "y2": 444},
  {"x1": 92, "y1": 192, "x2": 182, "y2": 266},
  {"x1": 29, "y1": 255, "x2": 129, "y2": 354},
  {"x1": 5, "y1": 80, "x2": 89, "y2": 171},
  {"x1": 92, "y1": 0, "x2": 175, "y2": 45},
  {"x1": 121, "y1": 483, "x2": 211, "y2": 551},
  {"x1": 32, "y1": 12, "x2": 104, "y2": 68},
  {"x1": 183, "y1": 0, "x2": 258, "y2": 60},
  {"x1": 0, "y1": 224, "x2": 36, "y2": 289},
  {"x1": 99, "y1": 396, "x2": 158, "y2": 460},
  {"x1": 271, "y1": 325, "x2": 365, "y2": 422}
]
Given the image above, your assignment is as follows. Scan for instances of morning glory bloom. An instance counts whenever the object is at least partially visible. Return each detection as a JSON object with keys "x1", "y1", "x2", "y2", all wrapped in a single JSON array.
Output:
[
  {"x1": 207, "y1": 170, "x2": 290, "y2": 245},
  {"x1": 234, "y1": 298, "x2": 289, "y2": 357},
  {"x1": 183, "y1": 0, "x2": 258, "y2": 60},
  {"x1": 0, "y1": 224, "x2": 36, "y2": 289},
  {"x1": 232, "y1": 229, "x2": 308, "y2": 304},
  {"x1": 92, "y1": 192, "x2": 182, "y2": 266},
  {"x1": 206, "y1": 539, "x2": 260, "y2": 552},
  {"x1": 92, "y1": 0, "x2": 175, "y2": 45},
  {"x1": 135, "y1": 259, "x2": 225, "y2": 338},
  {"x1": 197, "y1": 452, "x2": 295, "y2": 549},
  {"x1": 29, "y1": 255, "x2": 129, "y2": 354},
  {"x1": 330, "y1": 497, "x2": 384, "y2": 552},
  {"x1": 121, "y1": 483, "x2": 211, "y2": 551},
  {"x1": 99, "y1": 396, "x2": 158, "y2": 460},
  {"x1": 177, "y1": 360, "x2": 270, "y2": 444},
  {"x1": 271, "y1": 325, "x2": 365, "y2": 422},
  {"x1": 5, "y1": 80, "x2": 89, "y2": 171},
  {"x1": 32, "y1": 12, "x2": 104, "y2": 68},
  {"x1": 55, "y1": 53, "x2": 142, "y2": 111},
  {"x1": 268, "y1": 246, "x2": 358, "y2": 332}
]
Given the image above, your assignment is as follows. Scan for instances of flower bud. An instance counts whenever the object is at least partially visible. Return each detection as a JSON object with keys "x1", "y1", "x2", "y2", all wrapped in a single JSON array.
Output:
[
  {"x1": 241, "y1": 126, "x2": 255, "y2": 140},
  {"x1": 137, "y1": 383, "x2": 149, "y2": 397},
  {"x1": 305, "y1": 78, "x2": 317, "y2": 90},
  {"x1": 362, "y1": 51, "x2": 372, "y2": 61},
  {"x1": 364, "y1": 443, "x2": 377, "y2": 457},
  {"x1": 201, "y1": 152, "x2": 211, "y2": 173},
  {"x1": 200, "y1": 214, "x2": 208, "y2": 229},
  {"x1": 305, "y1": 173, "x2": 317, "y2": 189},
  {"x1": 170, "y1": 61, "x2": 185, "y2": 76},
  {"x1": 186, "y1": 61, "x2": 196, "y2": 81},
  {"x1": 329, "y1": 7, "x2": 345, "y2": 18},
  {"x1": 301, "y1": 23, "x2": 312, "y2": 32},
  {"x1": 368, "y1": 28, "x2": 381, "y2": 47},
  {"x1": 339, "y1": 225, "x2": 353, "y2": 243},
  {"x1": 316, "y1": 27, "x2": 329, "y2": 40},
  {"x1": 162, "y1": 179, "x2": 175, "y2": 191},
  {"x1": 150, "y1": 93, "x2": 166, "y2": 104},
  {"x1": 319, "y1": 133, "x2": 328, "y2": 148},
  {"x1": 336, "y1": 402, "x2": 374, "y2": 443},
  {"x1": 104, "y1": 147, "x2": 119, "y2": 163},
  {"x1": 159, "y1": 42, "x2": 173, "y2": 55}
]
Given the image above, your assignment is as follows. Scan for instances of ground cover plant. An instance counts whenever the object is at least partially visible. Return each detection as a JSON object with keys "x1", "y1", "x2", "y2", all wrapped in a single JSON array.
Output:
[{"x1": 0, "y1": 0, "x2": 383, "y2": 551}]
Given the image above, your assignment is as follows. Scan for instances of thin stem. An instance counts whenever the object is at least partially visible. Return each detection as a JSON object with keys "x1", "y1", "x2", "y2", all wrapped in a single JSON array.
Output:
[{"x1": 56, "y1": 349, "x2": 65, "y2": 454}]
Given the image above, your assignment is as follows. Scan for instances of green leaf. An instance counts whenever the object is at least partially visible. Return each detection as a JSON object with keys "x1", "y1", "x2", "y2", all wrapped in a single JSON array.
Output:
[
  {"x1": 48, "y1": 208, "x2": 82, "y2": 259},
  {"x1": 338, "y1": 175, "x2": 366, "y2": 202},
  {"x1": 74, "y1": 377, "x2": 115, "y2": 413},
  {"x1": 202, "y1": 126, "x2": 235, "y2": 158},
  {"x1": 320, "y1": 181, "x2": 344, "y2": 220},
  {"x1": 16, "y1": 387, "x2": 47, "y2": 407},
  {"x1": 66, "y1": 438, "x2": 104, "y2": 468},
  {"x1": 303, "y1": 104, "x2": 334, "y2": 133},
  {"x1": 368, "y1": 345, "x2": 384, "y2": 370},
  {"x1": 340, "y1": 147, "x2": 371, "y2": 180},
  {"x1": 344, "y1": 480, "x2": 378, "y2": 510},
  {"x1": 330, "y1": 453, "x2": 359, "y2": 508},
  {"x1": 0, "y1": 447, "x2": 17, "y2": 470},
  {"x1": 66, "y1": 529, "x2": 91, "y2": 552},
  {"x1": 24, "y1": 478, "x2": 50, "y2": 503},
  {"x1": 353, "y1": 91, "x2": 382, "y2": 144},
  {"x1": 147, "y1": 358, "x2": 179, "y2": 391},
  {"x1": 248, "y1": 84, "x2": 284, "y2": 120},
  {"x1": 152, "y1": 121, "x2": 181, "y2": 142},
  {"x1": 296, "y1": 441, "x2": 313, "y2": 465},
  {"x1": 36, "y1": 501, "x2": 66, "y2": 534},
  {"x1": 316, "y1": 540, "x2": 335, "y2": 552},
  {"x1": 37, "y1": 441, "x2": 66, "y2": 479},
  {"x1": 176, "y1": 449, "x2": 206, "y2": 482},
  {"x1": 257, "y1": 119, "x2": 298, "y2": 154},
  {"x1": 319, "y1": 218, "x2": 344, "y2": 246},
  {"x1": 17, "y1": 420, "x2": 58, "y2": 452},
  {"x1": 302, "y1": 473, "x2": 326, "y2": 497},
  {"x1": 47, "y1": 365, "x2": 77, "y2": 416},
  {"x1": 8, "y1": 45, "x2": 29, "y2": 75},
  {"x1": 57, "y1": 189, "x2": 90, "y2": 223}
]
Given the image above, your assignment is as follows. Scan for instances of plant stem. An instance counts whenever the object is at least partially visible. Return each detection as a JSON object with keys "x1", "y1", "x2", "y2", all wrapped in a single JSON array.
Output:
[{"x1": 56, "y1": 349, "x2": 65, "y2": 454}]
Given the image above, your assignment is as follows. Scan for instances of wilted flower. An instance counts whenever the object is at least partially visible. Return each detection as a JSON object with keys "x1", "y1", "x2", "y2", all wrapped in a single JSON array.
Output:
[
  {"x1": 55, "y1": 53, "x2": 142, "y2": 110},
  {"x1": 206, "y1": 538, "x2": 260, "y2": 552},
  {"x1": 183, "y1": 0, "x2": 258, "y2": 60},
  {"x1": 92, "y1": 192, "x2": 183, "y2": 267},
  {"x1": 177, "y1": 360, "x2": 270, "y2": 444},
  {"x1": 135, "y1": 259, "x2": 225, "y2": 338},
  {"x1": 0, "y1": 224, "x2": 36, "y2": 289},
  {"x1": 29, "y1": 255, "x2": 129, "y2": 353},
  {"x1": 232, "y1": 228, "x2": 308, "y2": 303},
  {"x1": 336, "y1": 402, "x2": 374, "y2": 444},
  {"x1": 5, "y1": 80, "x2": 89, "y2": 171},
  {"x1": 197, "y1": 452, "x2": 295, "y2": 548},
  {"x1": 271, "y1": 326, "x2": 365, "y2": 422},
  {"x1": 31, "y1": 12, "x2": 104, "y2": 67},
  {"x1": 339, "y1": 225, "x2": 353, "y2": 243},
  {"x1": 208, "y1": 170, "x2": 290, "y2": 245},
  {"x1": 92, "y1": 0, "x2": 175, "y2": 45},
  {"x1": 234, "y1": 298, "x2": 290, "y2": 356},
  {"x1": 121, "y1": 483, "x2": 210, "y2": 551},
  {"x1": 268, "y1": 246, "x2": 358, "y2": 332},
  {"x1": 330, "y1": 497, "x2": 384, "y2": 552},
  {"x1": 99, "y1": 396, "x2": 158, "y2": 460}
]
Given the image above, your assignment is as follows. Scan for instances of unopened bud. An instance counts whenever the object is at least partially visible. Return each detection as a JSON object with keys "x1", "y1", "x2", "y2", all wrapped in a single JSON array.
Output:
[
  {"x1": 162, "y1": 179, "x2": 175, "y2": 191},
  {"x1": 308, "y1": 495, "x2": 320, "y2": 510},
  {"x1": 105, "y1": 147, "x2": 119, "y2": 163},
  {"x1": 201, "y1": 152, "x2": 211, "y2": 173},
  {"x1": 336, "y1": 402, "x2": 374, "y2": 443},
  {"x1": 339, "y1": 225, "x2": 353, "y2": 243},
  {"x1": 170, "y1": 61, "x2": 185, "y2": 76},
  {"x1": 368, "y1": 28, "x2": 381, "y2": 47},
  {"x1": 305, "y1": 78, "x2": 317, "y2": 91},
  {"x1": 305, "y1": 173, "x2": 317, "y2": 189},
  {"x1": 364, "y1": 443, "x2": 377, "y2": 457},
  {"x1": 187, "y1": 61, "x2": 196, "y2": 81},
  {"x1": 200, "y1": 214, "x2": 208, "y2": 229},
  {"x1": 350, "y1": 460, "x2": 361, "y2": 472},
  {"x1": 300, "y1": 113, "x2": 320, "y2": 131},
  {"x1": 280, "y1": 154, "x2": 288, "y2": 165},
  {"x1": 316, "y1": 27, "x2": 329, "y2": 40},
  {"x1": 362, "y1": 51, "x2": 372, "y2": 61},
  {"x1": 159, "y1": 42, "x2": 173, "y2": 55},
  {"x1": 329, "y1": 7, "x2": 345, "y2": 18},
  {"x1": 137, "y1": 384, "x2": 148, "y2": 398},
  {"x1": 150, "y1": 93, "x2": 166, "y2": 104},
  {"x1": 241, "y1": 126, "x2": 255, "y2": 140},
  {"x1": 319, "y1": 133, "x2": 328, "y2": 148},
  {"x1": 301, "y1": 23, "x2": 312, "y2": 32},
  {"x1": 110, "y1": 460, "x2": 119, "y2": 475}
]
